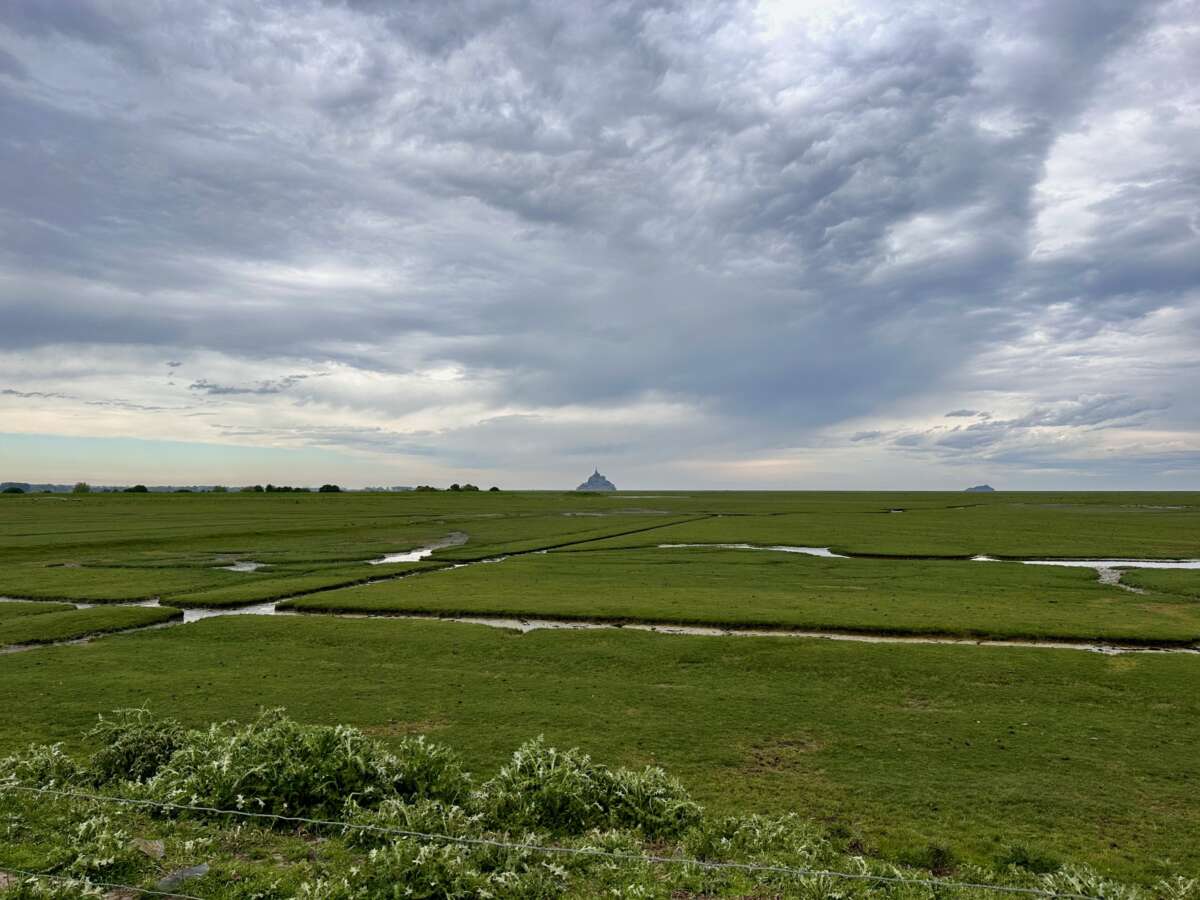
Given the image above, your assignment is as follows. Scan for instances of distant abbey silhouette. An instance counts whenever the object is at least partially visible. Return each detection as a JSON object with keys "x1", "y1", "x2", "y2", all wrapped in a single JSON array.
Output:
[{"x1": 576, "y1": 468, "x2": 616, "y2": 491}]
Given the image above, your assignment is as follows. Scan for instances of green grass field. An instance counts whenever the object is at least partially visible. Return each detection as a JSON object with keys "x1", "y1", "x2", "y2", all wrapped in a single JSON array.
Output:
[
  {"x1": 1, "y1": 490, "x2": 1198, "y2": 890},
  {"x1": 0, "y1": 615, "x2": 1197, "y2": 883},
  {"x1": 1122, "y1": 568, "x2": 1200, "y2": 599},
  {"x1": 0, "y1": 599, "x2": 75, "y2": 619},
  {"x1": 283, "y1": 547, "x2": 1200, "y2": 643},
  {"x1": 0, "y1": 604, "x2": 180, "y2": 648}
]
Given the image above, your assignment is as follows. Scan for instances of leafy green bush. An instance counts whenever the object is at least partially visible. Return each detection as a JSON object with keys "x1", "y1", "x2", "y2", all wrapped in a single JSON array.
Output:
[
  {"x1": 343, "y1": 797, "x2": 482, "y2": 848},
  {"x1": 608, "y1": 765, "x2": 702, "y2": 837},
  {"x1": 473, "y1": 738, "x2": 611, "y2": 834},
  {"x1": 897, "y1": 842, "x2": 959, "y2": 875},
  {"x1": 63, "y1": 811, "x2": 141, "y2": 879},
  {"x1": 87, "y1": 708, "x2": 182, "y2": 785},
  {"x1": 148, "y1": 709, "x2": 469, "y2": 819},
  {"x1": 0, "y1": 742, "x2": 84, "y2": 788},
  {"x1": 388, "y1": 735, "x2": 471, "y2": 805},
  {"x1": 472, "y1": 737, "x2": 700, "y2": 838},
  {"x1": 0, "y1": 877, "x2": 105, "y2": 898},
  {"x1": 682, "y1": 812, "x2": 829, "y2": 862},
  {"x1": 295, "y1": 839, "x2": 568, "y2": 900},
  {"x1": 996, "y1": 843, "x2": 1061, "y2": 874}
]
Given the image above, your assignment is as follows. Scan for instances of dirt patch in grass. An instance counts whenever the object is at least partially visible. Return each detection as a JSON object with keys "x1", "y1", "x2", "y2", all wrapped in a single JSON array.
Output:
[
  {"x1": 743, "y1": 735, "x2": 825, "y2": 773},
  {"x1": 361, "y1": 717, "x2": 451, "y2": 738}
]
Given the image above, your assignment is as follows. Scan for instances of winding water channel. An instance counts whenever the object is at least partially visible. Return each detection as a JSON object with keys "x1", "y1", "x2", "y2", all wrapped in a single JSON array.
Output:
[{"x1": 4, "y1": 541, "x2": 1199, "y2": 656}]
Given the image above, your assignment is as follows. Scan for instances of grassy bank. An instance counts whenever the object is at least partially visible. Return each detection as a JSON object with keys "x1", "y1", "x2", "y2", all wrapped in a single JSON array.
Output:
[
  {"x1": 0, "y1": 605, "x2": 181, "y2": 648},
  {"x1": 1, "y1": 615, "x2": 1197, "y2": 882}
]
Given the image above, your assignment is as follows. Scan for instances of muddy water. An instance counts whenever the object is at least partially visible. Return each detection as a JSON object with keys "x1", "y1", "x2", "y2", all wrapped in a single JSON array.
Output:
[
  {"x1": 658, "y1": 543, "x2": 847, "y2": 558},
  {"x1": 182, "y1": 602, "x2": 284, "y2": 623},
  {"x1": 1020, "y1": 558, "x2": 1200, "y2": 571},
  {"x1": 216, "y1": 561, "x2": 266, "y2": 572},
  {"x1": 369, "y1": 532, "x2": 469, "y2": 565}
]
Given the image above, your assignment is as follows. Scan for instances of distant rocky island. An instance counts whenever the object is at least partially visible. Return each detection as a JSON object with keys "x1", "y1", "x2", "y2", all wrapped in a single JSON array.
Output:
[
  {"x1": 576, "y1": 469, "x2": 616, "y2": 491},
  {"x1": 964, "y1": 484, "x2": 995, "y2": 492}
]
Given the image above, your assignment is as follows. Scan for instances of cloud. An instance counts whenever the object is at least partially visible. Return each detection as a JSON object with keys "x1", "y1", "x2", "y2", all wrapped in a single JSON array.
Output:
[
  {"x1": 0, "y1": 0, "x2": 1196, "y2": 487},
  {"x1": 188, "y1": 375, "x2": 313, "y2": 396},
  {"x1": 3, "y1": 388, "x2": 71, "y2": 401}
]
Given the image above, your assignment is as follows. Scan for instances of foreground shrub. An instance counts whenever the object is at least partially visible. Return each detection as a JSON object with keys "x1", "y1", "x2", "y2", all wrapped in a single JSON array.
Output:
[
  {"x1": 149, "y1": 709, "x2": 470, "y2": 819},
  {"x1": 472, "y1": 737, "x2": 700, "y2": 838},
  {"x1": 473, "y1": 739, "x2": 610, "y2": 834},
  {"x1": 0, "y1": 742, "x2": 84, "y2": 788},
  {"x1": 7, "y1": 712, "x2": 1156, "y2": 900},
  {"x1": 86, "y1": 708, "x2": 182, "y2": 785},
  {"x1": 0, "y1": 878, "x2": 104, "y2": 898},
  {"x1": 608, "y1": 765, "x2": 702, "y2": 837},
  {"x1": 897, "y1": 842, "x2": 959, "y2": 875},
  {"x1": 996, "y1": 843, "x2": 1061, "y2": 874},
  {"x1": 342, "y1": 797, "x2": 483, "y2": 849},
  {"x1": 295, "y1": 840, "x2": 568, "y2": 900},
  {"x1": 682, "y1": 812, "x2": 829, "y2": 863}
]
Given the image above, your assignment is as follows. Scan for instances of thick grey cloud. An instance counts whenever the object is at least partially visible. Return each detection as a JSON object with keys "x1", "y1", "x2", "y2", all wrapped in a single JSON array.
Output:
[{"x1": 0, "y1": 0, "x2": 1197, "y2": 487}]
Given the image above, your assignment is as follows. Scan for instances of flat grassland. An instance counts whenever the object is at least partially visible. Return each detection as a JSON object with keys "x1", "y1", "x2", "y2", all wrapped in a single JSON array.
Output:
[
  {"x1": 1, "y1": 616, "x2": 1197, "y2": 883},
  {"x1": 0, "y1": 603, "x2": 180, "y2": 647},
  {"x1": 1, "y1": 490, "x2": 1198, "y2": 882},
  {"x1": 286, "y1": 547, "x2": 1200, "y2": 643}
]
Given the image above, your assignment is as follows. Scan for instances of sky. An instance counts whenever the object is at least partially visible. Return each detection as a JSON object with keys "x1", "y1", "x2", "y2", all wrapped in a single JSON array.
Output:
[{"x1": 1, "y1": 0, "x2": 1198, "y2": 490}]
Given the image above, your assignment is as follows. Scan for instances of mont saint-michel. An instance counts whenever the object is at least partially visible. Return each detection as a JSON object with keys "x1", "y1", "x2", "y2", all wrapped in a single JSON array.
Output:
[{"x1": 576, "y1": 468, "x2": 616, "y2": 491}]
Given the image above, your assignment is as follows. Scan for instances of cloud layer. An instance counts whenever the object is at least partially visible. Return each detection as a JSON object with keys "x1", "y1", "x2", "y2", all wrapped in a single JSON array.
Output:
[{"x1": 1, "y1": 0, "x2": 1197, "y2": 487}]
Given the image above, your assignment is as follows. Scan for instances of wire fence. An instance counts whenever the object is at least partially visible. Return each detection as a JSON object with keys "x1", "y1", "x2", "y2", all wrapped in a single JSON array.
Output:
[
  {"x1": 0, "y1": 782, "x2": 1103, "y2": 899},
  {"x1": 0, "y1": 864, "x2": 204, "y2": 899}
]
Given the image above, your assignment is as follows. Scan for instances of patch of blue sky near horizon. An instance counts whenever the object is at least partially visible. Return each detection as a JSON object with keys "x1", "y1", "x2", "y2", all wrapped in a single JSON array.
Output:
[{"x1": 0, "y1": 0, "x2": 1198, "y2": 489}]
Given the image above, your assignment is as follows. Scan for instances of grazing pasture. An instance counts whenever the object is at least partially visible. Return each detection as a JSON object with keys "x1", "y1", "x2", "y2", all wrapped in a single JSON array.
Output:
[
  {"x1": 1, "y1": 616, "x2": 1198, "y2": 884},
  {"x1": 285, "y1": 547, "x2": 1200, "y2": 643},
  {"x1": 0, "y1": 604, "x2": 180, "y2": 648},
  {"x1": 0, "y1": 489, "x2": 1198, "y2": 892}
]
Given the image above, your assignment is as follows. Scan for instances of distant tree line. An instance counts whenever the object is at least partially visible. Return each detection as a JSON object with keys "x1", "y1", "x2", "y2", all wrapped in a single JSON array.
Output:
[
  {"x1": 4, "y1": 481, "x2": 498, "y2": 496},
  {"x1": 413, "y1": 483, "x2": 499, "y2": 492},
  {"x1": 235, "y1": 484, "x2": 342, "y2": 493}
]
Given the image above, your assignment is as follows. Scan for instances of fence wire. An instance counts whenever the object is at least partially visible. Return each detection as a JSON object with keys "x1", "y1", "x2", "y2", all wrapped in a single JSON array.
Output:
[{"x1": 0, "y1": 782, "x2": 1102, "y2": 899}]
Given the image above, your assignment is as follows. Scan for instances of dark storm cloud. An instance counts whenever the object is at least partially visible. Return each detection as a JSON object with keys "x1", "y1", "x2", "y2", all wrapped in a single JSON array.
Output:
[{"x1": 0, "y1": 0, "x2": 1197, "y2": 484}]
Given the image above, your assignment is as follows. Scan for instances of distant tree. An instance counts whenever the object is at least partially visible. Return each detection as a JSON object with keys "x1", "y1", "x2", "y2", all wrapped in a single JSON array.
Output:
[
  {"x1": 211, "y1": 485, "x2": 228, "y2": 493},
  {"x1": 1, "y1": 486, "x2": 24, "y2": 494},
  {"x1": 72, "y1": 482, "x2": 91, "y2": 494},
  {"x1": 174, "y1": 488, "x2": 192, "y2": 493},
  {"x1": 414, "y1": 485, "x2": 439, "y2": 492},
  {"x1": 449, "y1": 483, "x2": 461, "y2": 492},
  {"x1": 253, "y1": 485, "x2": 264, "y2": 492},
  {"x1": 124, "y1": 485, "x2": 149, "y2": 493},
  {"x1": 461, "y1": 483, "x2": 480, "y2": 491},
  {"x1": 318, "y1": 484, "x2": 341, "y2": 493},
  {"x1": 488, "y1": 486, "x2": 500, "y2": 492}
]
